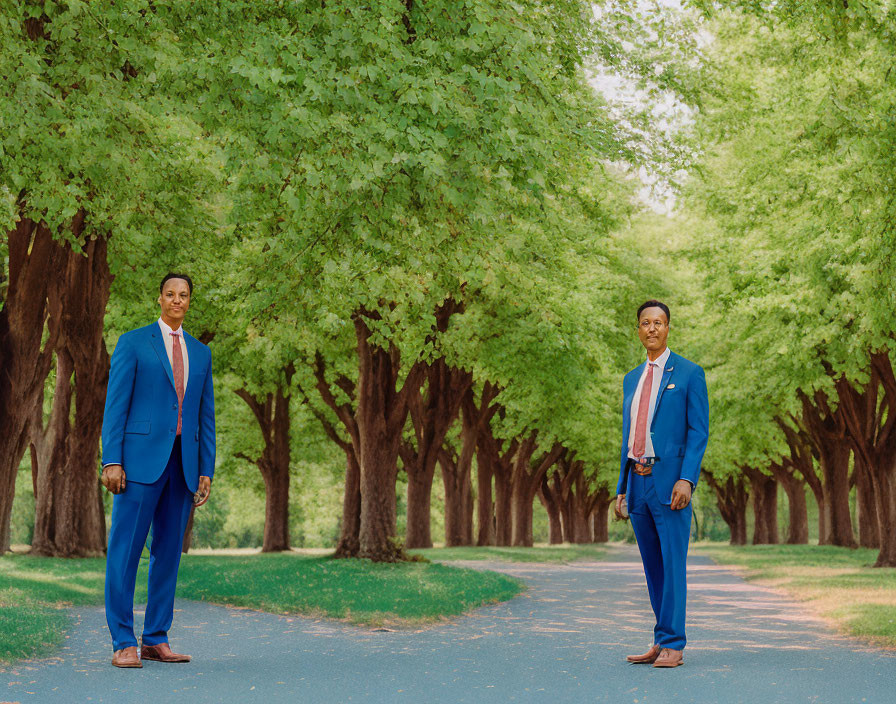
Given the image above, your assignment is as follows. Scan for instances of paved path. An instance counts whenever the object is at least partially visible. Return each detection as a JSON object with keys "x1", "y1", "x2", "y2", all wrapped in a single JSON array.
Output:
[{"x1": 3, "y1": 546, "x2": 893, "y2": 703}]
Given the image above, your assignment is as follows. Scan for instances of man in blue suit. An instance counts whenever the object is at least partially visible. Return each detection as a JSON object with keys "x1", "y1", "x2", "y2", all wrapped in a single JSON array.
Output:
[
  {"x1": 100, "y1": 273, "x2": 215, "y2": 668},
  {"x1": 614, "y1": 300, "x2": 708, "y2": 669}
]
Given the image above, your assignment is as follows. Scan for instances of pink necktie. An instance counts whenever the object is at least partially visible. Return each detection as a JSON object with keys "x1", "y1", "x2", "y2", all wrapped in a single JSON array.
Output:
[
  {"x1": 171, "y1": 332, "x2": 185, "y2": 436},
  {"x1": 632, "y1": 362, "x2": 657, "y2": 459}
]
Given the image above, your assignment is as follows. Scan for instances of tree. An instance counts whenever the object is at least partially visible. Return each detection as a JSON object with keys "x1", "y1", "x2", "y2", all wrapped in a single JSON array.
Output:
[{"x1": 1, "y1": 3, "x2": 218, "y2": 554}]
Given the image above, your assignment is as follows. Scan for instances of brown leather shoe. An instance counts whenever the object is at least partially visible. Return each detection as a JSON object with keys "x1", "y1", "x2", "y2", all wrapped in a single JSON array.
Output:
[
  {"x1": 653, "y1": 648, "x2": 684, "y2": 668},
  {"x1": 140, "y1": 642, "x2": 191, "y2": 663},
  {"x1": 626, "y1": 644, "x2": 661, "y2": 664},
  {"x1": 112, "y1": 646, "x2": 142, "y2": 668}
]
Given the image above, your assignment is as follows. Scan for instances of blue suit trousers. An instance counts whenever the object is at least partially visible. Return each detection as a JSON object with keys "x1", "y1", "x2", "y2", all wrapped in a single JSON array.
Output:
[
  {"x1": 628, "y1": 471, "x2": 692, "y2": 651},
  {"x1": 105, "y1": 437, "x2": 193, "y2": 651}
]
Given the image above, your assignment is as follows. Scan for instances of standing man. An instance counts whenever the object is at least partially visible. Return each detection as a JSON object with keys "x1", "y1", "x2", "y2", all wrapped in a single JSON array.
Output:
[
  {"x1": 615, "y1": 300, "x2": 708, "y2": 668},
  {"x1": 101, "y1": 273, "x2": 215, "y2": 668}
]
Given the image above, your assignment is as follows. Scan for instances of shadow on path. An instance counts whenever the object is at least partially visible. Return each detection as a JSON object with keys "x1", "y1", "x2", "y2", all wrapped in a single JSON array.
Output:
[{"x1": 3, "y1": 545, "x2": 892, "y2": 703}]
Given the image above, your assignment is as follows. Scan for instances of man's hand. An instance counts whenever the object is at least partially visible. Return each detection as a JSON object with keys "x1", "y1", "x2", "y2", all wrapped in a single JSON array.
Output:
[
  {"x1": 614, "y1": 493, "x2": 627, "y2": 520},
  {"x1": 670, "y1": 479, "x2": 692, "y2": 510},
  {"x1": 194, "y1": 476, "x2": 212, "y2": 507},
  {"x1": 101, "y1": 464, "x2": 126, "y2": 494}
]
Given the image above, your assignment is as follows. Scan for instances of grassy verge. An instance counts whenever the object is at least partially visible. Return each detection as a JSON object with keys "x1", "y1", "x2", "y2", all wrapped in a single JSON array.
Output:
[
  {"x1": 409, "y1": 544, "x2": 608, "y2": 563},
  {"x1": 0, "y1": 553, "x2": 523, "y2": 663},
  {"x1": 694, "y1": 543, "x2": 896, "y2": 648}
]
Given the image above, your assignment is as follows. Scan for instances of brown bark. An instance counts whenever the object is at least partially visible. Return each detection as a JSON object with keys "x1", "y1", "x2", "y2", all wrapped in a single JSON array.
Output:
[
  {"x1": 303, "y1": 353, "x2": 362, "y2": 558},
  {"x1": 235, "y1": 363, "x2": 295, "y2": 552},
  {"x1": 0, "y1": 219, "x2": 64, "y2": 552},
  {"x1": 800, "y1": 391, "x2": 856, "y2": 548},
  {"x1": 353, "y1": 309, "x2": 426, "y2": 562},
  {"x1": 466, "y1": 382, "x2": 500, "y2": 546},
  {"x1": 590, "y1": 488, "x2": 612, "y2": 543},
  {"x1": 779, "y1": 418, "x2": 827, "y2": 543},
  {"x1": 853, "y1": 453, "x2": 880, "y2": 548},
  {"x1": 510, "y1": 433, "x2": 564, "y2": 547},
  {"x1": 768, "y1": 460, "x2": 809, "y2": 544},
  {"x1": 834, "y1": 355, "x2": 896, "y2": 566},
  {"x1": 400, "y1": 314, "x2": 471, "y2": 548},
  {"x1": 29, "y1": 231, "x2": 109, "y2": 557},
  {"x1": 476, "y1": 405, "x2": 517, "y2": 546},
  {"x1": 537, "y1": 473, "x2": 563, "y2": 544},
  {"x1": 742, "y1": 466, "x2": 778, "y2": 545},
  {"x1": 704, "y1": 469, "x2": 749, "y2": 545},
  {"x1": 438, "y1": 444, "x2": 473, "y2": 546}
]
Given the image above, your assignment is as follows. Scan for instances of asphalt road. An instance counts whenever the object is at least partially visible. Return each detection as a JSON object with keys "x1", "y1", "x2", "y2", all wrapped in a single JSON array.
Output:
[{"x1": 3, "y1": 546, "x2": 893, "y2": 703}]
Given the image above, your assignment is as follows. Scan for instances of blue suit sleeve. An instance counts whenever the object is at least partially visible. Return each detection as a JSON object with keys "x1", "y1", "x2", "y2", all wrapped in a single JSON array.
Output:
[
  {"x1": 617, "y1": 384, "x2": 629, "y2": 496},
  {"x1": 680, "y1": 365, "x2": 709, "y2": 487},
  {"x1": 101, "y1": 335, "x2": 136, "y2": 467},
  {"x1": 198, "y1": 348, "x2": 216, "y2": 479}
]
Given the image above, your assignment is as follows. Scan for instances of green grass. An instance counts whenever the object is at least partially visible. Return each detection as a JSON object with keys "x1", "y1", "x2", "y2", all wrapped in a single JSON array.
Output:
[
  {"x1": 0, "y1": 552, "x2": 523, "y2": 662},
  {"x1": 409, "y1": 544, "x2": 608, "y2": 563},
  {"x1": 695, "y1": 543, "x2": 896, "y2": 648},
  {"x1": 176, "y1": 554, "x2": 523, "y2": 624}
]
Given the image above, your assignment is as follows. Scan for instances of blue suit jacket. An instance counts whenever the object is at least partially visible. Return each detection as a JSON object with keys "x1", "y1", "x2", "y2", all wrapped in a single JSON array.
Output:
[
  {"x1": 101, "y1": 323, "x2": 216, "y2": 492},
  {"x1": 616, "y1": 351, "x2": 708, "y2": 505}
]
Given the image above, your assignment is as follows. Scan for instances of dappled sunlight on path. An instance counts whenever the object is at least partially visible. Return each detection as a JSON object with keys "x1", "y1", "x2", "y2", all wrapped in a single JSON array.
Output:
[{"x1": 2, "y1": 545, "x2": 892, "y2": 703}]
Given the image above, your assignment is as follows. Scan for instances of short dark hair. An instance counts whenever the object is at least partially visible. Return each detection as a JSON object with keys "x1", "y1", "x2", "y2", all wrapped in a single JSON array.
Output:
[
  {"x1": 160, "y1": 273, "x2": 193, "y2": 295},
  {"x1": 637, "y1": 299, "x2": 670, "y2": 324}
]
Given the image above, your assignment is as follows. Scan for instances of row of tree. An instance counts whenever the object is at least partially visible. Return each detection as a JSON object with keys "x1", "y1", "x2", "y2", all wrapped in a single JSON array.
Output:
[
  {"x1": 2, "y1": 2, "x2": 693, "y2": 560},
  {"x1": 679, "y1": 2, "x2": 896, "y2": 566}
]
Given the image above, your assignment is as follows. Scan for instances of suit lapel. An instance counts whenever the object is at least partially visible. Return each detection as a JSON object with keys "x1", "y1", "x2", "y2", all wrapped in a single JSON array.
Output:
[
  {"x1": 650, "y1": 352, "x2": 676, "y2": 429},
  {"x1": 149, "y1": 324, "x2": 176, "y2": 392}
]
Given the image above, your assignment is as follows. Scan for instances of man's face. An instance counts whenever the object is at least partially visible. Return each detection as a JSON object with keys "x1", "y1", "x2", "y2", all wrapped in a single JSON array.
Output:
[
  {"x1": 158, "y1": 278, "x2": 191, "y2": 326},
  {"x1": 637, "y1": 306, "x2": 669, "y2": 355}
]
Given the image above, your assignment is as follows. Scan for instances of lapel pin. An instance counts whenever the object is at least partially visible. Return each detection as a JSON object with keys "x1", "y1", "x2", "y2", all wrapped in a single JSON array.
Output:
[{"x1": 667, "y1": 383, "x2": 676, "y2": 389}]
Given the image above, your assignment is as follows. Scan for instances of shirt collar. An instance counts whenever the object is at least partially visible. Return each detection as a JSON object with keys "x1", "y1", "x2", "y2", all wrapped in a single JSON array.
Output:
[
  {"x1": 646, "y1": 347, "x2": 671, "y2": 369},
  {"x1": 158, "y1": 317, "x2": 184, "y2": 337}
]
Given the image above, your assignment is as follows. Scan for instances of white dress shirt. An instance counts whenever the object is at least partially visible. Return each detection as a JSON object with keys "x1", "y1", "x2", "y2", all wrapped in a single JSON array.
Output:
[
  {"x1": 627, "y1": 346, "x2": 671, "y2": 461},
  {"x1": 158, "y1": 318, "x2": 189, "y2": 392}
]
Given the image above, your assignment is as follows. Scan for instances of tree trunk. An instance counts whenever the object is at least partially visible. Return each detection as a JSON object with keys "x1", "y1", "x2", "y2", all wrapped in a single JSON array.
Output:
[
  {"x1": 400, "y1": 343, "x2": 470, "y2": 549},
  {"x1": 353, "y1": 310, "x2": 425, "y2": 562},
  {"x1": 334, "y1": 449, "x2": 362, "y2": 558},
  {"x1": 404, "y1": 468, "x2": 434, "y2": 548},
  {"x1": 743, "y1": 467, "x2": 778, "y2": 545},
  {"x1": 303, "y1": 352, "x2": 363, "y2": 558},
  {"x1": 537, "y1": 474, "x2": 563, "y2": 544},
  {"x1": 440, "y1": 389, "x2": 477, "y2": 546},
  {"x1": 0, "y1": 219, "x2": 64, "y2": 552},
  {"x1": 799, "y1": 392, "x2": 856, "y2": 548},
  {"x1": 853, "y1": 454, "x2": 880, "y2": 548},
  {"x1": 235, "y1": 363, "x2": 294, "y2": 553},
  {"x1": 704, "y1": 470, "x2": 748, "y2": 545},
  {"x1": 568, "y1": 467, "x2": 600, "y2": 544},
  {"x1": 818, "y1": 442, "x2": 855, "y2": 547},
  {"x1": 768, "y1": 462, "x2": 808, "y2": 544},
  {"x1": 833, "y1": 359, "x2": 896, "y2": 566},
  {"x1": 461, "y1": 457, "x2": 474, "y2": 545},
  {"x1": 30, "y1": 232, "x2": 109, "y2": 557},
  {"x1": 510, "y1": 434, "x2": 563, "y2": 547},
  {"x1": 477, "y1": 419, "x2": 516, "y2": 547},
  {"x1": 260, "y1": 457, "x2": 290, "y2": 552},
  {"x1": 591, "y1": 493, "x2": 611, "y2": 543},
  {"x1": 476, "y1": 452, "x2": 495, "y2": 546}
]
